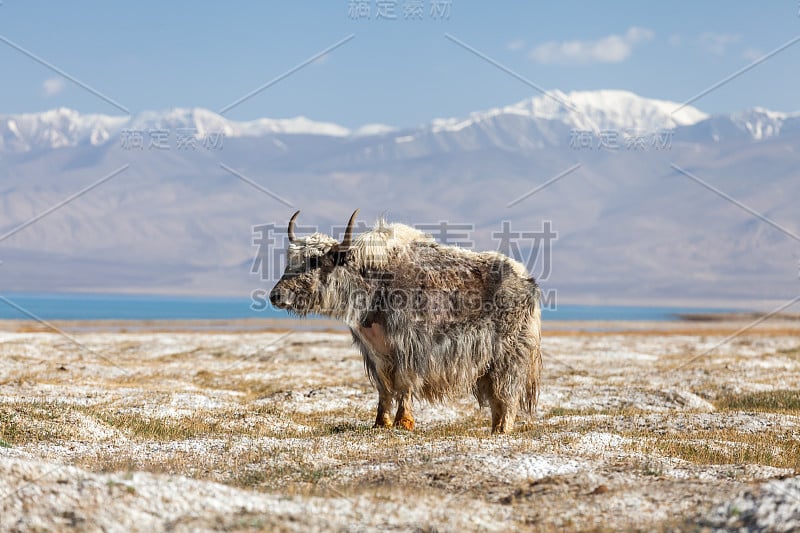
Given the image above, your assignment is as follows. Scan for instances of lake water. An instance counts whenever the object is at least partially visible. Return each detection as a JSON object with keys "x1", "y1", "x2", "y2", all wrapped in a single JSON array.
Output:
[{"x1": 0, "y1": 293, "x2": 735, "y2": 322}]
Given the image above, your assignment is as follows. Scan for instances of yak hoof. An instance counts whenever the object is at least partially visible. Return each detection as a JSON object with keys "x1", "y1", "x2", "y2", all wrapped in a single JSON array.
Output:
[
  {"x1": 395, "y1": 415, "x2": 415, "y2": 431},
  {"x1": 373, "y1": 414, "x2": 393, "y2": 429},
  {"x1": 491, "y1": 422, "x2": 513, "y2": 434}
]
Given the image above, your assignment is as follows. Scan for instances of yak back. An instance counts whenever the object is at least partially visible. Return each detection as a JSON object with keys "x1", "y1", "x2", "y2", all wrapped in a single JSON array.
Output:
[{"x1": 363, "y1": 240, "x2": 537, "y2": 327}]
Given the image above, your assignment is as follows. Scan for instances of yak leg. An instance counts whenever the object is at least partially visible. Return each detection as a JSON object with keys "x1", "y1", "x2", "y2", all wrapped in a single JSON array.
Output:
[
  {"x1": 357, "y1": 320, "x2": 396, "y2": 428},
  {"x1": 373, "y1": 380, "x2": 394, "y2": 428},
  {"x1": 478, "y1": 373, "x2": 518, "y2": 434},
  {"x1": 489, "y1": 396, "x2": 517, "y2": 434},
  {"x1": 393, "y1": 390, "x2": 415, "y2": 431}
]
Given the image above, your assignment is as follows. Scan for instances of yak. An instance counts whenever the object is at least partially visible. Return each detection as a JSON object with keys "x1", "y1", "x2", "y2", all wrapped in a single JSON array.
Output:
[{"x1": 269, "y1": 209, "x2": 542, "y2": 433}]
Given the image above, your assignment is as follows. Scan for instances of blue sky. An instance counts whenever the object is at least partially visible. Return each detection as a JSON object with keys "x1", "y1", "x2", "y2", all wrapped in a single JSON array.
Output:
[{"x1": 1, "y1": 1, "x2": 799, "y2": 128}]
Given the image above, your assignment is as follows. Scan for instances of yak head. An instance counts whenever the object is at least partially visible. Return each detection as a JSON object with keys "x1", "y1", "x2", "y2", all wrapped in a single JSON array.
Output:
[{"x1": 269, "y1": 209, "x2": 359, "y2": 316}]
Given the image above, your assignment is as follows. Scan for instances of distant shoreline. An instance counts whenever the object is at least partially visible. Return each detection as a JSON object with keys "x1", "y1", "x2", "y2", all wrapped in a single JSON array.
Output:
[
  {"x1": 1, "y1": 310, "x2": 799, "y2": 335},
  {"x1": 677, "y1": 311, "x2": 800, "y2": 322},
  {"x1": 0, "y1": 317, "x2": 345, "y2": 334}
]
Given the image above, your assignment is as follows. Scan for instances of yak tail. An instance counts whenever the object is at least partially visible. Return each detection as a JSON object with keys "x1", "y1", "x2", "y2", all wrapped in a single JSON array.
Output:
[{"x1": 522, "y1": 280, "x2": 543, "y2": 415}]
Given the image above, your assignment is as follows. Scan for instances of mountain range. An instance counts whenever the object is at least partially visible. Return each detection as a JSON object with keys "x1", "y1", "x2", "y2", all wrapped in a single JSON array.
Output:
[
  {"x1": 3, "y1": 90, "x2": 800, "y2": 153},
  {"x1": 1, "y1": 90, "x2": 798, "y2": 307}
]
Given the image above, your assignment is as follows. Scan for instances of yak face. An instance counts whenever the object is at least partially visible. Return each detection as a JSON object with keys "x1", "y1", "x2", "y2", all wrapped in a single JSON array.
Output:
[
  {"x1": 269, "y1": 234, "x2": 340, "y2": 315},
  {"x1": 269, "y1": 210, "x2": 359, "y2": 316}
]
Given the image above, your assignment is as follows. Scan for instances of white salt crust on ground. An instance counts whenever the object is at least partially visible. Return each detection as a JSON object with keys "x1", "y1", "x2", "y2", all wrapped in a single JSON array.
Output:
[{"x1": 1, "y1": 321, "x2": 799, "y2": 531}]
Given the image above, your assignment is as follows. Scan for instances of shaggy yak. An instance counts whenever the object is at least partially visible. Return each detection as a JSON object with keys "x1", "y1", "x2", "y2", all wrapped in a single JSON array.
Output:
[{"x1": 269, "y1": 210, "x2": 542, "y2": 433}]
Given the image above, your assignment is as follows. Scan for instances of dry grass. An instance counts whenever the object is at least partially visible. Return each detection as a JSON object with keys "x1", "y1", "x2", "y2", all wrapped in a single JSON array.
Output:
[
  {"x1": 192, "y1": 370, "x2": 288, "y2": 401},
  {"x1": 630, "y1": 429, "x2": 800, "y2": 472},
  {"x1": 0, "y1": 400, "x2": 75, "y2": 444},
  {"x1": 91, "y1": 410, "x2": 227, "y2": 441},
  {"x1": 715, "y1": 389, "x2": 800, "y2": 413}
]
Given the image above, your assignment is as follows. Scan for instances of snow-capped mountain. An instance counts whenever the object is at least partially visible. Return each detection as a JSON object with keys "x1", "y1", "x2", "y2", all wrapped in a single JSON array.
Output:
[
  {"x1": 0, "y1": 108, "x2": 127, "y2": 152},
  {"x1": 0, "y1": 107, "x2": 394, "y2": 154},
  {"x1": 429, "y1": 89, "x2": 708, "y2": 134},
  {"x1": 730, "y1": 107, "x2": 800, "y2": 139},
  {"x1": 126, "y1": 108, "x2": 358, "y2": 138},
  {"x1": 1, "y1": 90, "x2": 796, "y2": 156},
  {"x1": 672, "y1": 107, "x2": 800, "y2": 143}
]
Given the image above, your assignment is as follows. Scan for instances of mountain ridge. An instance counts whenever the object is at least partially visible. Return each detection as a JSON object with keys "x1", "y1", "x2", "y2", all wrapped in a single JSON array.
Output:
[{"x1": 3, "y1": 89, "x2": 799, "y2": 154}]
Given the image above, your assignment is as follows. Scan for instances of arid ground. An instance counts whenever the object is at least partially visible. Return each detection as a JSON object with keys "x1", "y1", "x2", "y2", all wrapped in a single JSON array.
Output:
[{"x1": 1, "y1": 316, "x2": 799, "y2": 531}]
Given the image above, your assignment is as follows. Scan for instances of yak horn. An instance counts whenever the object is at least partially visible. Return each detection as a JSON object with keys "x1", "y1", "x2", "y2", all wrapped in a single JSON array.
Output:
[
  {"x1": 340, "y1": 209, "x2": 359, "y2": 249},
  {"x1": 288, "y1": 210, "x2": 300, "y2": 243}
]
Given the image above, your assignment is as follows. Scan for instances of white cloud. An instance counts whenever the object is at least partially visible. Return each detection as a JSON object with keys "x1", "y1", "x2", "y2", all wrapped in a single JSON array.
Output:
[
  {"x1": 741, "y1": 47, "x2": 763, "y2": 62},
  {"x1": 529, "y1": 27, "x2": 654, "y2": 65},
  {"x1": 507, "y1": 39, "x2": 525, "y2": 52},
  {"x1": 668, "y1": 34, "x2": 682, "y2": 47},
  {"x1": 698, "y1": 32, "x2": 740, "y2": 55},
  {"x1": 41, "y1": 77, "x2": 65, "y2": 98}
]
